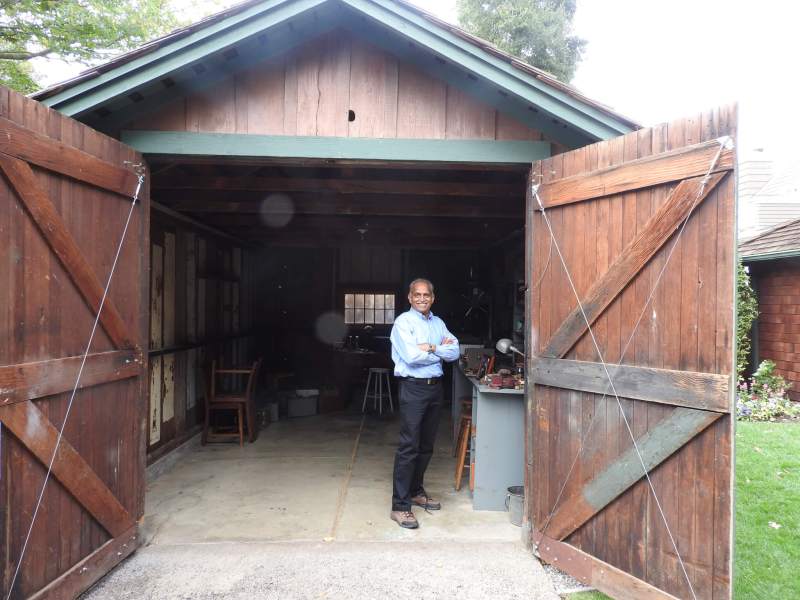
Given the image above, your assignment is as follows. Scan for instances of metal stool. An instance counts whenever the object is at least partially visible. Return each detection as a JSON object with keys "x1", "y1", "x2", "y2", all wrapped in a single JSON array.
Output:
[{"x1": 362, "y1": 368, "x2": 394, "y2": 414}]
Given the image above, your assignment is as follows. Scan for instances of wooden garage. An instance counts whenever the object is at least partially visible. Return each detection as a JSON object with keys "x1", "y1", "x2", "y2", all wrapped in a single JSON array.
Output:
[{"x1": 1, "y1": 1, "x2": 737, "y2": 598}]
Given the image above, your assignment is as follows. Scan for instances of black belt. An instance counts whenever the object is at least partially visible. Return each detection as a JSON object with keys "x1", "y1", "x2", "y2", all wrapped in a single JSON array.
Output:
[{"x1": 397, "y1": 376, "x2": 442, "y2": 385}]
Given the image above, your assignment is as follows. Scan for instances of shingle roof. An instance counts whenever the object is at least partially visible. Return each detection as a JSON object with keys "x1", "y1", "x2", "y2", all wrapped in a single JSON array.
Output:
[{"x1": 739, "y1": 217, "x2": 800, "y2": 261}]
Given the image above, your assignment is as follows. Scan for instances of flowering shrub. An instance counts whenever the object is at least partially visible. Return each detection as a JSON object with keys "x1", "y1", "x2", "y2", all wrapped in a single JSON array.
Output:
[{"x1": 737, "y1": 360, "x2": 800, "y2": 421}]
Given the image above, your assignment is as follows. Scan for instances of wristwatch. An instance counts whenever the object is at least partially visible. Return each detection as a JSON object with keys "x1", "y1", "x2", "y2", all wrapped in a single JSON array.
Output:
[{"x1": 427, "y1": 343, "x2": 434, "y2": 353}]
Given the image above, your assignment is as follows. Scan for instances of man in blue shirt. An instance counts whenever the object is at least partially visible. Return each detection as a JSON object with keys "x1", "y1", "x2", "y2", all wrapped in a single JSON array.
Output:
[{"x1": 389, "y1": 278, "x2": 459, "y2": 528}]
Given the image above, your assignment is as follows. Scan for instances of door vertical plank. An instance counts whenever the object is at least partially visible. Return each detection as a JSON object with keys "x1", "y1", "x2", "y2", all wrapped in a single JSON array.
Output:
[
  {"x1": 713, "y1": 104, "x2": 736, "y2": 600},
  {"x1": 630, "y1": 125, "x2": 654, "y2": 581}
]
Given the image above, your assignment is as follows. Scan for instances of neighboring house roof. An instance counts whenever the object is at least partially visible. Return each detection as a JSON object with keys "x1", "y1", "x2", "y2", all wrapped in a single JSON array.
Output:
[
  {"x1": 31, "y1": 0, "x2": 638, "y2": 146},
  {"x1": 739, "y1": 217, "x2": 800, "y2": 261},
  {"x1": 738, "y1": 158, "x2": 800, "y2": 238}
]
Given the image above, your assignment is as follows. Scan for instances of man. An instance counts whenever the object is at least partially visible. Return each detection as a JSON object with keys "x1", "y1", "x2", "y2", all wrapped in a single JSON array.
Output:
[{"x1": 389, "y1": 278, "x2": 460, "y2": 529}]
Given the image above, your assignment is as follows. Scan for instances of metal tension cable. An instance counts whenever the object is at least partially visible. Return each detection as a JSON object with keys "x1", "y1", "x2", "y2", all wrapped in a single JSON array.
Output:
[
  {"x1": 6, "y1": 163, "x2": 146, "y2": 600},
  {"x1": 531, "y1": 136, "x2": 732, "y2": 600}
]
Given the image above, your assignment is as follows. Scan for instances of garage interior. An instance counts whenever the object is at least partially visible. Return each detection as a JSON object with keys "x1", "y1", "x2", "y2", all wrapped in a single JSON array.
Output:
[{"x1": 142, "y1": 155, "x2": 530, "y2": 541}]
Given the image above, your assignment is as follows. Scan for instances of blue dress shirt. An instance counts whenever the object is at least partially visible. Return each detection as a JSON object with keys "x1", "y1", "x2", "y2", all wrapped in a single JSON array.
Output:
[{"x1": 390, "y1": 308, "x2": 460, "y2": 378}]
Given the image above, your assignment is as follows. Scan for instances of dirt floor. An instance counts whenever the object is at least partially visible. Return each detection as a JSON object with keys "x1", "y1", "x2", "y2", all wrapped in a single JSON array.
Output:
[{"x1": 83, "y1": 408, "x2": 561, "y2": 599}]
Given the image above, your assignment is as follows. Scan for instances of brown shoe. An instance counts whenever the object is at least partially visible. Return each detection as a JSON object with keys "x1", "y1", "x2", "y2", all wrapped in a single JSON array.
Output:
[
  {"x1": 390, "y1": 510, "x2": 419, "y2": 529},
  {"x1": 411, "y1": 493, "x2": 441, "y2": 511}
]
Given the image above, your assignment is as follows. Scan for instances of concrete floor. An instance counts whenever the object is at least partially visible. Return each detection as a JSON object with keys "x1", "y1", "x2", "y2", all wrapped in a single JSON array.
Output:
[{"x1": 84, "y1": 409, "x2": 560, "y2": 599}]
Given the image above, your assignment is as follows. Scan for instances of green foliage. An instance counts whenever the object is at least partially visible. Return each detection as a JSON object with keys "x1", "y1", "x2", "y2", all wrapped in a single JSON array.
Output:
[
  {"x1": 0, "y1": 0, "x2": 181, "y2": 92},
  {"x1": 0, "y1": 59, "x2": 37, "y2": 94},
  {"x1": 736, "y1": 261, "x2": 759, "y2": 380},
  {"x1": 737, "y1": 360, "x2": 800, "y2": 421},
  {"x1": 735, "y1": 422, "x2": 800, "y2": 598},
  {"x1": 455, "y1": 0, "x2": 586, "y2": 82}
]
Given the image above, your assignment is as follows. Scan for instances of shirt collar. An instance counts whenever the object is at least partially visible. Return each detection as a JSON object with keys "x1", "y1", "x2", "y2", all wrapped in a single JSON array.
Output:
[{"x1": 409, "y1": 307, "x2": 435, "y2": 321}]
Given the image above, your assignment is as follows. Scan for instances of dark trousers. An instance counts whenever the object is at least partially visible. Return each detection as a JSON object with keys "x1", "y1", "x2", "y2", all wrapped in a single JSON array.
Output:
[{"x1": 392, "y1": 379, "x2": 443, "y2": 511}]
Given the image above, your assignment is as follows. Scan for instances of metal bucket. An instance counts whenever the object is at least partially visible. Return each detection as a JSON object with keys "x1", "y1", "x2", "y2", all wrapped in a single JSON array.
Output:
[{"x1": 505, "y1": 485, "x2": 524, "y2": 527}]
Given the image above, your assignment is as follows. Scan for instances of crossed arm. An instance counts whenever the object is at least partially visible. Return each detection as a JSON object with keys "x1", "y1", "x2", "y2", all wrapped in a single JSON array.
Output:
[
  {"x1": 428, "y1": 331, "x2": 459, "y2": 363},
  {"x1": 390, "y1": 318, "x2": 460, "y2": 366}
]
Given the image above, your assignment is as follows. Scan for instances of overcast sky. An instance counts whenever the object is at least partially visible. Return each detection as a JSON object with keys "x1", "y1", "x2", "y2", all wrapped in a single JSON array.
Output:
[
  {"x1": 35, "y1": 0, "x2": 798, "y2": 160},
  {"x1": 407, "y1": 0, "x2": 799, "y2": 160}
]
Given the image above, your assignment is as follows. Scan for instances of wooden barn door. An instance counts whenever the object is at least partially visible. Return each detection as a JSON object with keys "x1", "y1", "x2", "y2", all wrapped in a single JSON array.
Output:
[
  {"x1": 0, "y1": 87, "x2": 149, "y2": 599},
  {"x1": 525, "y1": 108, "x2": 736, "y2": 599}
]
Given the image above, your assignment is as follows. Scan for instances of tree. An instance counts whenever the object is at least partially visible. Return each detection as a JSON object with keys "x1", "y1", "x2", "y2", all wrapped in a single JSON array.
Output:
[
  {"x1": 0, "y1": 0, "x2": 182, "y2": 93},
  {"x1": 456, "y1": 0, "x2": 586, "y2": 83}
]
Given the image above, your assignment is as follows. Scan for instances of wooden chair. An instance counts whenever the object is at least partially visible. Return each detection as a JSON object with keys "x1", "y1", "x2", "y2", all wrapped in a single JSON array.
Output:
[
  {"x1": 454, "y1": 412, "x2": 473, "y2": 491},
  {"x1": 453, "y1": 397, "x2": 472, "y2": 456},
  {"x1": 203, "y1": 358, "x2": 262, "y2": 446}
]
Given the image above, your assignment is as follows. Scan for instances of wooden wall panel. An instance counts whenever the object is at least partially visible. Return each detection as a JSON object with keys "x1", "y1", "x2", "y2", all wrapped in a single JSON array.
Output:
[
  {"x1": 295, "y1": 42, "x2": 322, "y2": 137},
  {"x1": 126, "y1": 30, "x2": 548, "y2": 144},
  {"x1": 348, "y1": 37, "x2": 397, "y2": 138},
  {"x1": 446, "y1": 86, "x2": 496, "y2": 140},
  {"x1": 317, "y1": 35, "x2": 352, "y2": 137},
  {"x1": 149, "y1": 243, "x2": 163, "y2": 445},
  {"x1": 186, "y1": 81, "x2": 236, "y2": 133},
  {"x1": 236, "y1": 60, "x2": 286, "y2": 135},
  {"x1": 145, "y1": 213, "x2": 256, "y2": 460},
  {"x1": 396, "y1": 63, "x2": 446, "y2": 139}
]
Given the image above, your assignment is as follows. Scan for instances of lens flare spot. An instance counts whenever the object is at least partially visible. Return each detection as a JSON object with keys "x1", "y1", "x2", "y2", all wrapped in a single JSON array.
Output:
[
  {"x1": 259, "y1": 193, "x2": 295, "y2": 228},
  {"x1": 315, "y1": 311, "x2": 348, "y2": 346}
]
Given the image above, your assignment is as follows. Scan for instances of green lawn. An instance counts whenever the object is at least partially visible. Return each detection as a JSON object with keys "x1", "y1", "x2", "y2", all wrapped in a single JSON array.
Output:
[
  {"x1": 734, "y1": 421, "x2": 799, "y2": 599},
  {"x1": 567, "y1": 421, "x2": 799, "y2": 600}
]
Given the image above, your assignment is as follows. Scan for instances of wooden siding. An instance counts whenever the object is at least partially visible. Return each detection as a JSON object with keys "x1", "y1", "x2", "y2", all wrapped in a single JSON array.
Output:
[
  {"x1": 147, "y1": 213, "x2": 256, "y2": 460},
  {"x1": 753, "y1": 261, "x2": 800, "y2": 401},
  {"x1": 127, "y1": 29, "x2": 554, "y2": 146}
]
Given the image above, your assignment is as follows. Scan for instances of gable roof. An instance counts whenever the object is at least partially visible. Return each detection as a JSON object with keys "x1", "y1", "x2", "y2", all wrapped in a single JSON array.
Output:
[
  {"x1": 32, "y1": 0, "x2": 638, "y2": 147},
  {"x1": 739, "y1": 217, "x2": 800, "y2": 262}
]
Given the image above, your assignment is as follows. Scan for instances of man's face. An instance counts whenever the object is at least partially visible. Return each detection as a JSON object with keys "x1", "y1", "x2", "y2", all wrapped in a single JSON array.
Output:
[{"x1": 409, "y1": 282, "x2": 434, "y2": 314}]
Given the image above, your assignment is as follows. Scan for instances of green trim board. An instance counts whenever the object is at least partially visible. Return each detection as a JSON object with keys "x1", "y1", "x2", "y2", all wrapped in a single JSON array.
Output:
[
  {"x1": 39, "y1": 0, "x2": 635, "y2": 143},
  {"x1": 740, "y1": 249, "x2": 800, "y2": 262},
  {"x1": 120, "y1": 131, "x2": 551, "y2": 164}
]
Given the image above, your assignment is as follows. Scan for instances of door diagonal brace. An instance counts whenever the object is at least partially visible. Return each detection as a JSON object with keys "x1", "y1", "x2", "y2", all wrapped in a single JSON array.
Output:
[
  {"x1": 543, "y1": 407, "x2": 720, "y2": 540},
  {"x1": 542, "y1": 172, "x2": 726, "y2": 359},
  {"x1": 0, "y1": 154, "x2": 135, "y2": 349},
  {"x1": 0, "y1": 401, "x2": 135, "y2": 537}
]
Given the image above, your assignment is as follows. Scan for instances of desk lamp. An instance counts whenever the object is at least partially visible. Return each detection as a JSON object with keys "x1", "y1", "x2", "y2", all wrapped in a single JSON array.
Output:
[{"x1": 495, "y1": 338, "x2": 525, "y2": 358}]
